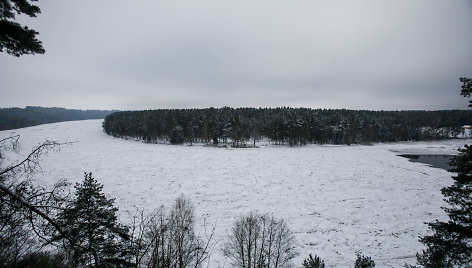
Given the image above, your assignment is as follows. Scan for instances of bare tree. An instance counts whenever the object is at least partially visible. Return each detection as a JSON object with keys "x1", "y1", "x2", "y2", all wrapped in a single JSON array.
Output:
[
  {"x1": 0, "y1": 135, "x2": 71, "y2": 265},
  {"x1": 126, "y1": 206, "x2": 156, "y2": 268},
  {"x1": 142, "y1": 195, "x2": 213, "y2": 268},
  {"x1": 223, "y1": 212, "x2": 298, "y2": 268},
  {"x1": 147, "y1": 206, "x2": 175, "y2": 268}
]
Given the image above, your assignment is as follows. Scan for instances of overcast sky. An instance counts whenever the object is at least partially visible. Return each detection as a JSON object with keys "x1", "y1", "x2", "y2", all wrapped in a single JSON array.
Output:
[{"x1": 1, "y1": 0, "x2": 472, "y2": 110}]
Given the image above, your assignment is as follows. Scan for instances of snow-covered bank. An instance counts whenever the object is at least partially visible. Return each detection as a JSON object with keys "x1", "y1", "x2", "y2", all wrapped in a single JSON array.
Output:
[{"x1": 1, "y1": 119, "x2": 470, "y2": 267}]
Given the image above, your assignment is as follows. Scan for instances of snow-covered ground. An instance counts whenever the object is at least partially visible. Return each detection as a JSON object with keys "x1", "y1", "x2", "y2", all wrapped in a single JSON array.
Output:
[{"x1": 1, "y1": 120, "x2": 469, "y2": 267}]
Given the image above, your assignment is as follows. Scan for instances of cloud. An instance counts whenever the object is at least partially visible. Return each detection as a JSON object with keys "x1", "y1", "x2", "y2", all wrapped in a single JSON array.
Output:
[{"x1": 1, "y1": 0, "x2": 471, "y2": 110}]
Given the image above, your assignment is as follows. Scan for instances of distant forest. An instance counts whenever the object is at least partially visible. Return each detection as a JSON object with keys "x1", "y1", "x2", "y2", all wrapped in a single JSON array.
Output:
[
  {"x1": 103, "y1": 108, "x2": 472, "y2": 146},
  {"x1": 0, "y1": 106, "x2": 116, "y2": 131}
]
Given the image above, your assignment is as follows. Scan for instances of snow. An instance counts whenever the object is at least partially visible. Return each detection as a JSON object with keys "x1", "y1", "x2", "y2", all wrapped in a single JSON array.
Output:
[{"x1": 1, "y1": 119, "x2": 470, "y2": 267}]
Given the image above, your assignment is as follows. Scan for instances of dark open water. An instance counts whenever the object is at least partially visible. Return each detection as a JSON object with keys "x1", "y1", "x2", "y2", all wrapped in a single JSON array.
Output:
[{"x1": 398, "y1": 154, "x2": 454, "y2": 170}]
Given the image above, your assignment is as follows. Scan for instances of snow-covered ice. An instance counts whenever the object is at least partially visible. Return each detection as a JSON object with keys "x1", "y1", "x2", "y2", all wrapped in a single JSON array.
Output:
[{"x1": 1, "y1": 119, "x2": 469, "y2": 267}]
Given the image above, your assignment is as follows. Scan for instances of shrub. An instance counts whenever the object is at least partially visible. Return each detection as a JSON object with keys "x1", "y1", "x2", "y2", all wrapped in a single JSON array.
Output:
[
  {"x1": 354, "y1": 253, "x2": 375, "y2": 268},
  {"x1": 302, "y1": 254, "x2": 325, "y2": 268}
]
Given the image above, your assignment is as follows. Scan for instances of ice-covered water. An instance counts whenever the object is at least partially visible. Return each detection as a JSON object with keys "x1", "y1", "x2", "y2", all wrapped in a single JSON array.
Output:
[{"x1": 1, "y1": 120, "x2": 469, "y2": 267}]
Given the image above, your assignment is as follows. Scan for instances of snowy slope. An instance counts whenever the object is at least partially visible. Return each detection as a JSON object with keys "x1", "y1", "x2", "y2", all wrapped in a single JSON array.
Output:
[{"x1": 1, "y1": 120, "x2": 469, "y2": 267}]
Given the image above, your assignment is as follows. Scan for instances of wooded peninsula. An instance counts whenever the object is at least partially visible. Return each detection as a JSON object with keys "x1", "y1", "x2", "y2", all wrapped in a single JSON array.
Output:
[{"x1": 103, "y1": 108, "x2": 472, "y2": 146}]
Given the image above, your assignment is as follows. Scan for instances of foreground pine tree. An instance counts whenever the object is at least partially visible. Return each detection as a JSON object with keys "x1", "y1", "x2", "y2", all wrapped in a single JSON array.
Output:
[
  {"x1": 417, "y1": 145, "x2": 472, "y2": 267},
  {"x1": 55, "y1": 172, "x2": 130, "y2": 267},
  {"x1": 416, "y1": 78, "x2": 472, "y2": 267}
]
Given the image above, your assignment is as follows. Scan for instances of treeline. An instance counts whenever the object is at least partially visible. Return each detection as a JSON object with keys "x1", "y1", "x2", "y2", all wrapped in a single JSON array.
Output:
[
  {"x1": 103, "y1": 107, "x2": 472, "y2": 146},
  {"x1": 0, "y1": 106, "x2": 117, "y2": 131}
]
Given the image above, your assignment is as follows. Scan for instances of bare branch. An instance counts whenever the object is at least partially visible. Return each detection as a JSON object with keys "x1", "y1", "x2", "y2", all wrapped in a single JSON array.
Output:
[
  {"x1": 0, "y1": 140, "x2": 66, "y2": 178},
  {"x1": 0, "y1": 135, "x2": 20, "y2": 159},
  {"x1": 223, "y1": 212, "x2": 297, "y2": 268},
  {"x1": 0, "y1": 137, "x2": 76, "y2": 250},
  {"x1": 28, "y1": 210, "x2": 56, "y2": 246},
  {"x1": 0, "y1": 183, "x2": 69, "y2": 242},
  {"x1": 194, "y1": 221, "x2": 215, "y2": 268}
]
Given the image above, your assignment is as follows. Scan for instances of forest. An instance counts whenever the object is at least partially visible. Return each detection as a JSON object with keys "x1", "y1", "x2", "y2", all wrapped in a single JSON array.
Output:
[
  {"x1": 103, "y1": 108, "x2": 472, "y2": 146},
  {"x1": 0, "y1": 106, "x2": 116, "y2": 131}
]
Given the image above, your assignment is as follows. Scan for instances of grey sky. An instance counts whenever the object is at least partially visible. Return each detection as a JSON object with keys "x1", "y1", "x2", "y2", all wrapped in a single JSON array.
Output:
[{"x1": 1, "y1": 0, "x2": 472, "y2": 110}]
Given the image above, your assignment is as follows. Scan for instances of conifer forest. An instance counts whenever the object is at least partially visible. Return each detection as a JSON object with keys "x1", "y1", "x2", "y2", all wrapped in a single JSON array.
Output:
[{"x1": 103, "y1": 108, "x2": 471, "y2": 146}]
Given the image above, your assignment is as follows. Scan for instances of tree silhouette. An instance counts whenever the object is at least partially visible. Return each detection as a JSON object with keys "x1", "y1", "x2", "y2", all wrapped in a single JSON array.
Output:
[
  {"x1": 54, "y1": 173, "x2": 130, "y2": 267},
  {"x1": 460, "y1": 77, "x2": 472, "y2": 107},
  {"x1": 417, "y1": 78, "x2": 472, "y2": 267},
  {"x1": 0, "y1": 0, "x2": 45, "y2": 56}
]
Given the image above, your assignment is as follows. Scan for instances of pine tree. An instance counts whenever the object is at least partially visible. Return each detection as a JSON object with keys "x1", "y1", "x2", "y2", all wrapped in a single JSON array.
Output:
[
  {"x1": 353, "y1": 253, "x2": 375, "y2": 268},
  {"x1": 302, "y1": 254, "x2": 325, "y2": 268},
  {"x1": 55, "y1": 172, "x2": 130, "y2": 267},
  {"x1": 417, "y1": 145, "x2": 472, "y2": 267},
  {"x1": 460, "y1": 77, "x2": 472, "y2": 107},
  {"x1": 417, "y1": 77, "x2": 472, "y2": 267},
  {"x1": 0, "y1": 0, "x2": 45, "y2": 56}
]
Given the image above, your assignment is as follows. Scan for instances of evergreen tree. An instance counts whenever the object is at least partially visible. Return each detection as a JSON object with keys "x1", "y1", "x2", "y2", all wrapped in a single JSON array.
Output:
[
  {"x1": 170, "y1": 126, "x2": 184, "y2": 144},
  {"x1": 353, "y1": 253, "x2": 375, "y2": 268},
  {"x1": 0, "y1": 0, "x2": 45, "y2": 56},
  {"x1": 55, "y1": 172, "x2": 130, "y2": 267},
  {"x1": 417, "y1": 77, "x2": 472, "y2": 267},
  {"x1": 417, "y1": 145, "x2": 472, "y2": 267},
  {"x1": 460, "y1": 77, "x2": 472, "y2": 107},
  {"x1": 302, "y1": 254, "x2": 325, "y2": 268}
]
